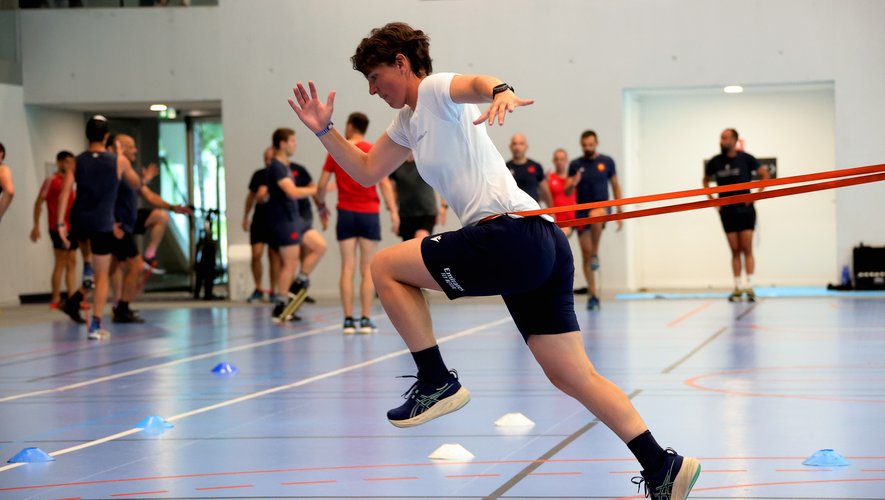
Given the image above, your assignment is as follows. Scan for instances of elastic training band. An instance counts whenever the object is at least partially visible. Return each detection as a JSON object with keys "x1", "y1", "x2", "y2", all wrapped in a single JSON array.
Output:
[{"x1": 510, "y1": 163, "x2": 885, "y2": 227}]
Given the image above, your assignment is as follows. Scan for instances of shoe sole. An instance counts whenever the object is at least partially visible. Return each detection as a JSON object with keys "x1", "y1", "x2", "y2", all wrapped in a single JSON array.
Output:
[
  {"x1": 342, "y1": 327, "x2": 356, "y2": 335},
  {"x1": 673, "y1": 456, "x2": 701, "y2": 499},
  {"x1": 88, "y1": 331, "x2": 111, "y2": 340},
  {"x1": 358, "y1": 327, "x2": 375, "y2": 335},
  {"x1": 388, "y1": 386, "x2": 471, "y2": 428}
]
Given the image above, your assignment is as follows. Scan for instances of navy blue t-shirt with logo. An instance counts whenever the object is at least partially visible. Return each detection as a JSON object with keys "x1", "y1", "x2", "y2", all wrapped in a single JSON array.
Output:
[
  {"x1": 289, "y1": 162, "x2": 313, "y2": 222},
  {"x1": 704, "y1": 152, "x2": 760, "y2": 197},
  {"x1": 568, "y1": 154, "x2": 616, "y2": 203},
  {"x1": 265, "y1": 159, "x2": 300, "y2": 222},
  {"x1": 506, "y1": 159, "x2": 545, "y2": 202}
]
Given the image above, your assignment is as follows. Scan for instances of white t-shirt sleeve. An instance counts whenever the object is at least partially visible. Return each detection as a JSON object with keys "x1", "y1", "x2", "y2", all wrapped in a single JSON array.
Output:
[
  {"x1": 385, "y1": 109, "x2": 411, "y2": 149},
  {"x1": 420, "y1": 72, "x2": 461, "y2": 122}
]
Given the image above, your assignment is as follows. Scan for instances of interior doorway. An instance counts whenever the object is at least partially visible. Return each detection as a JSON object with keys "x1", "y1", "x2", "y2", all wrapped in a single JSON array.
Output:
[{"x1": 623, "y1": 83, "x2": 835, "y2": 290}]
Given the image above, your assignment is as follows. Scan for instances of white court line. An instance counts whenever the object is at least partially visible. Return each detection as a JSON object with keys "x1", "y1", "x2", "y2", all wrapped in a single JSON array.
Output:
[
  {"x1": 0, "y1": 315, "x2": 384, "y2": 404},
  {"x1": 0, "y1": 317, "x2": 510, "y2": 473}
]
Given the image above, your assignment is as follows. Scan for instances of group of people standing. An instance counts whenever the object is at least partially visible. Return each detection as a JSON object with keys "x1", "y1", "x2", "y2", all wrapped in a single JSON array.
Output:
[
  {"x1": 242, "y1": 112, "x2": 447, "y2": 332},
  {"x1": 6, "y1": 117, "x2": 190, "y2": 339}
]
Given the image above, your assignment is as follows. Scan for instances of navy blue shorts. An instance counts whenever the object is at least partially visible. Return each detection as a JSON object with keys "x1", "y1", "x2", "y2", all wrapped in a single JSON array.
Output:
[
  {"x1": 269, "y1": 218, "x2": 307, "y2": 249},
  {"x1": 421, "y1": 215, "x2": 579, "y2": 341},
  {"x1": 336, "y1": 209, "x2": 381, "y2": 241},
  {"x1": 70, "y1": 225, "x2": 115, "y2": 256}
]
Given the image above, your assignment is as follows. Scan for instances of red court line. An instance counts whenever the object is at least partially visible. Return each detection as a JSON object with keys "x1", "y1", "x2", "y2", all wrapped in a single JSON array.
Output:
[
  {"x1": 614, "y1": 477, "x2": 885, "y2": 500},
  {"x1": 446, "y1": 474, "x2": 501, "y2": 478},
  {"x1": 281, "y1": 480, "x2": 337, "y2": 485},
  {"x1": 528, "y1": 471, "x2": 582, "y2": 476},
  {"x1": 110, "y1": 491, "x2": 168, "y2": 497},
  {"x1": 195, "y1": 484, "x2": 253, "y2": 490},
  {"x1": 863, "y1": 469, "x2": 885, "y2": 472},
  {"x1": 684, "y1": 366, "x2": 885, "y2": 403},
  {"x1": 5, "y1": 457, "x2": 885, "y2": 492},
  {"x1": 363, "y1": 476, "x2": 419, "y2": 481},
  {"x1": 776, "y1": 469, "x2": 833, "y2": 472},
  {"x1": 667, "y1": 301, "x2": 713, "y2": 328}
]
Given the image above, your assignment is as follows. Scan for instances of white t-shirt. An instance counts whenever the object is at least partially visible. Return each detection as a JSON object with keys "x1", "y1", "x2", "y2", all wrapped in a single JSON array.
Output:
[{"x1": 385, "y1": 72, "x2": 542, "y2": 227}]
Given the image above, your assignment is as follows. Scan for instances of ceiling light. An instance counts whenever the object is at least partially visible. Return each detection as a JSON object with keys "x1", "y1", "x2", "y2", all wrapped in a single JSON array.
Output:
[
  {"x1": 723, "y1": 85, "x2": 744, "y2": 94},
  {"x1": 150, "y1": 104, "x2": 168, "y2": 111}
]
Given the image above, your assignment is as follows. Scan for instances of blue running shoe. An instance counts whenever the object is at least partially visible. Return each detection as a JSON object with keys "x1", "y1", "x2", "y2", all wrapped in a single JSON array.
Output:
[
  {"x1": 587, "y1": 295, "x2": 600, "y2": 311},
  {"x1": 342, "y1": 317, "x2": 356, "y2": 335},
  {"x1": 247, "y1": 289, "x2": 264, "y2": 303},
  {"x1": 387, "y1": 370, "x2": 471, "y2": 428},
  {"x1": 82, "y1": 264, "x2": 95, "y2": 290},
  {"x1": 631, "y1": 448, "x2": 701, "y2": 500},
  {"x1": 358, "y1": 316, "x2": 377, "y2": 334},
  {"x1": 87, "y1": 316, "x2": 110, "y2": 340},
  {"x1": 590, "y1": 255, "x2": 600, "y2": 271}
]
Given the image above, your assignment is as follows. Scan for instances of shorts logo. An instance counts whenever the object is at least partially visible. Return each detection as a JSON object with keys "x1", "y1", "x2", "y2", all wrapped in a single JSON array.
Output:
[
  {"x1": 597, "y1": 163, "x2": 605, "y2": 172},
  {"x1": 290, "y1": 231, "x2": 300, "y2": 240},
  {"x1": 430, "y1": 235, "x2": 442, "y2": 243},
  {"x1": 440, "y1": 267, "x2": 464, "y2": 292}
]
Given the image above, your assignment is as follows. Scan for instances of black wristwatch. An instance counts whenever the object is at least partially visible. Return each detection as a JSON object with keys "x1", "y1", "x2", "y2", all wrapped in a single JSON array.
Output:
[{"x1": 492, "y1": 83, "x2": 514, "y2": 98}]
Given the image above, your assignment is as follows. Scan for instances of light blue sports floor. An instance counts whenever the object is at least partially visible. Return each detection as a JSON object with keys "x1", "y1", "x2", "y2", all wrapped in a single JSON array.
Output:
[{"x1": 0, "y1": 292, "x2": 883, "y2": 499}]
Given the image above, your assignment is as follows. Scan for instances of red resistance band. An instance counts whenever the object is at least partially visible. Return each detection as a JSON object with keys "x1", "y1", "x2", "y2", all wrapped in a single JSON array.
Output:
[{"x1": 511, "y1": 163, "x2": 885, "y2": 228}]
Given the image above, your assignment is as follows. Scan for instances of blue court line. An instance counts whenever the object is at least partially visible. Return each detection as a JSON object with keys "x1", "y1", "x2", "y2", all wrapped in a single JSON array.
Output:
[{"x1": 616, "y1": 286, "x2": 885, "y2": 300}]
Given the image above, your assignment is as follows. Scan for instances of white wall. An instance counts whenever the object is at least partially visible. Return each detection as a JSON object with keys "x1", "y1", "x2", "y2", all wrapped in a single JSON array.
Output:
[
  {"x1": 0, "y1": 84, "x2": 85, "y2": 305},
  {"x1": 630, "y1": 86, "x2": 836, "y2": 289},
  {"x1": 4, "y1": 0, "x2": 883, "y2": 301}
]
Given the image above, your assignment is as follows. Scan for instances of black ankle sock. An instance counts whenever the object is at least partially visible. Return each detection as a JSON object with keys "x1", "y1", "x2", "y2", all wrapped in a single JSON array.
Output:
[
  {"x1": 627, "y1": 430, "x2": 667, "y2": 473},
  {"x1": 411, "y1": 345, "x2": 449, "y2": 385}
]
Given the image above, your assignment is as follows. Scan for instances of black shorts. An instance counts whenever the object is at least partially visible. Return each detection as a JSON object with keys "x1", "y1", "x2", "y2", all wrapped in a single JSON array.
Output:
[
  {"x1": 73, "y1": 230, "x2": 116, "y2": 256},
  {"x1": 399, "y1": 215, "x2": 436, "y2": 241},
  {"x1": 111, "y1": 232, "x2": 139, "y2": 261},
  {"x1": 269, "y1": 218, "x2": 308, "y2": 249},
  {"x1": 50, "y1": 230, "x2": 79, "y2": 251},
  {"x1": 250, "y1": 220, "x2": 272, "y2": 245},
  {"x1": 421, "y1": 215, "x2": 579, "y2": 342},
  {"x1": 134, "y1": 208, "x2": 152, "y2": 235},
  {"x1": 720, "y1": 204, "x2": 756, "y2": 233},
  {"x1": 336, "y1": 209, "x2": 381, "y2": 241}
]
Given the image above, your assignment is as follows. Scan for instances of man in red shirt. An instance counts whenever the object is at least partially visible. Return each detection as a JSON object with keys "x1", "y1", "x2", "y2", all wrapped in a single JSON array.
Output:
[
  {"x1": 316, "y1": 112, "x2": 398, "y2": 334},
  {"x1": 547, "y1": 148, "x2": 576, "y2": 237},
  {"x1": 29, "y1": 151, "x2": 84, "y2": 320}
]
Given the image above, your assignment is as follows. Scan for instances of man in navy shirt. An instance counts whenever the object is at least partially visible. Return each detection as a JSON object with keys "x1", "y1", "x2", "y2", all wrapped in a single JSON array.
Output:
[
  {"x1": 506, "y1": 134, "x2": 552, "y2": 207},
  {"x1": 703, "y1": 128, "x2": 769, "y2": 302},
  {"x1": 566, "y1": 130, "x2": 622, "y2": 311}
]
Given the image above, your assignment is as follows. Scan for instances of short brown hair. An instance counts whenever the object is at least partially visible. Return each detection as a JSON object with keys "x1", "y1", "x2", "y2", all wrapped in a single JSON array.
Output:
[
  {"x1": 580, "y1": 130, "x2": 597, "y2": 141},
  {"x1": 351, "y1": 22, "x2": 432, "y2": 77},
  {"x1": 347, "y1": 112, "x2": 369, "y2": 135},
  {"x1": 272, "y1": 128, "x2": 295, "y2": 150}
]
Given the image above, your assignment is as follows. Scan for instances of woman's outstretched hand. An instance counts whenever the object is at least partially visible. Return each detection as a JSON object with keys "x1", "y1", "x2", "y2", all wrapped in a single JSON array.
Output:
[
  {"x1": 288, "y1": 81, "x2": 336, "y2": 134},
  {"x1": 474, "y1": 90, "x2": 534, "y2": 126}
]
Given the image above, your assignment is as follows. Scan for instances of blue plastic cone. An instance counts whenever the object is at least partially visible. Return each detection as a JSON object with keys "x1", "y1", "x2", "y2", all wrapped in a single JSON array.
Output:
[
  {"x1": 7, "y1": 447, "x2": 55, "y2": 463},
  {"x1": 136, "y1": 415, "x2": 174, "y2": 435},
  {"x1": 211, "y1": 362, "x2": 238, "y2": 376},
  {"x1": 803, "y1": 449, "x2": 850, "y2": 466}
]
